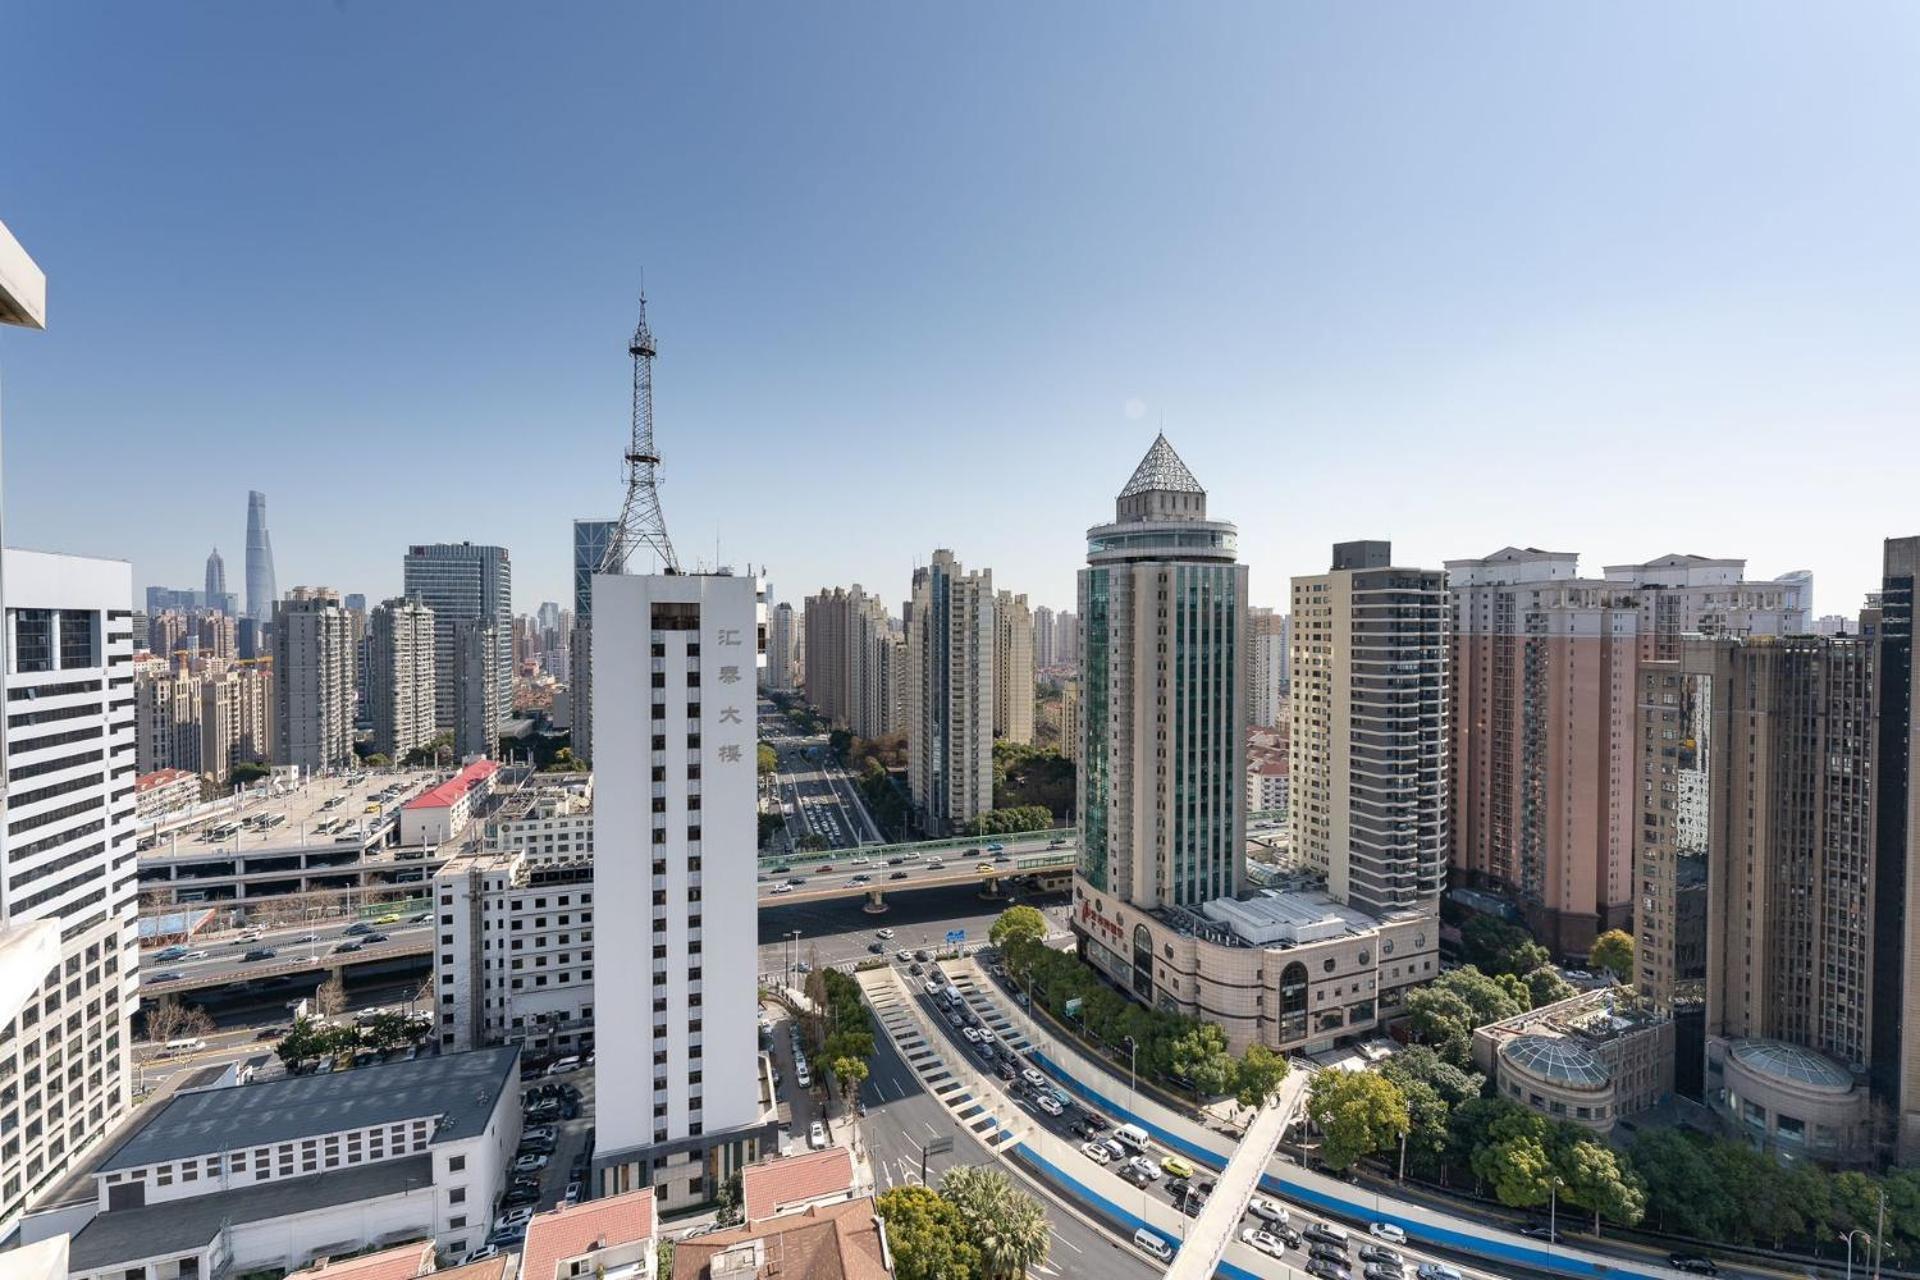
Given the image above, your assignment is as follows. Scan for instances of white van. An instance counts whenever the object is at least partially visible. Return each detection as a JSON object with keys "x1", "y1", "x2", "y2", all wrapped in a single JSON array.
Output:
[
  {"x1": 1113, "y1": 1122, "x2": 1151, "y2": 1152},
  {"x1": 1132, "y1": 1228, "x2": 1174, "y2": 1261},
  {"x1": 164, "y1": 1037, "x2": 206, "y2": 1056}
]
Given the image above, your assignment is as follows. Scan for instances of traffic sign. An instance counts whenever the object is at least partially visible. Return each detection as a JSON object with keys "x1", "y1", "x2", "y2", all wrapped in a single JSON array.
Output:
[{"x1": 945, "y1": 928, "x2": 966, "y2": 944}]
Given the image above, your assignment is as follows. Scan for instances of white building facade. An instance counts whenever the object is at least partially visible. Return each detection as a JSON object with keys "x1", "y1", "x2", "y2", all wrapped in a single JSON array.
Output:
[
  {"x1": 0, "y1": 549, "x2": 140, "y2": 1236},
  {"x1": 591, "y1": 571, "x2": 775, "y2": 1212}
]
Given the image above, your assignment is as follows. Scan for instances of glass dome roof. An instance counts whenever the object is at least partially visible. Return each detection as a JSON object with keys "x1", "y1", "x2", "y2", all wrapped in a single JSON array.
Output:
[
  {"x1": 1729, "y1": 1039, "x2": 1854, "y2": 1092},
  {"x1": 1500, "y1": 1035, "x2": 1609, "y2": 1089}
]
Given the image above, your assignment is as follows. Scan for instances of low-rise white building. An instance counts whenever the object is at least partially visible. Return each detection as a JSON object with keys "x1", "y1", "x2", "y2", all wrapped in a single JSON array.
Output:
[
  {"x1": 433, "y1": 846, "x2": 595, "y2": 1055},
  {"x1": 134, "y1": 770, "x2": 201, "y2": 823},
  {"x1": 56, "y1": 1047, "x2": 521, "y2": 1280},
  {"x1": 483, "y1": 778, "x2": 592, "y2": 858},
  {"x1": 1073, "y1": 875, "x2": 1438, "y2": 1055},
  {"x1": 399, "y1": 760, "x2": 500, "y2": 846}
]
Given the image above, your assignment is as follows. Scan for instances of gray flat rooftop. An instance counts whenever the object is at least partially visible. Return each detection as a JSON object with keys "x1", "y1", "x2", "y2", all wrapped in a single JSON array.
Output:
[
  {"x1": 68, "y1": 1155, "x2": 433, "y2": 1271},
  {"x1": 98, "y1": 1047, "x2": 518, "y2": 1172}
]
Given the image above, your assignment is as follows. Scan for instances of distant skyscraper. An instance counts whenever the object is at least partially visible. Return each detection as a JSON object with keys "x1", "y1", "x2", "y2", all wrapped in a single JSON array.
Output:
[
  {"x1": 1247, "y1": 606, "x2": 1287, "y2": 728},
  {"x1": 244, "y1": 490, "x2": 277, "y2": 625},
  {"x1": 205, "y1": 547, "x2": 226, "y2": 608},
  {"x1": 369, "y1": 597, "x2": 437, "y2": 760},
  {"x1": 993, "y1": 589, "x2": 1034, "y2": 744},
  {"x1": 907, "y1": 551, "x2": 995, "y2": 834},
  {"x1": 402, "y1": 542, "x2": 512, "y2": 753},
  {"x1": 1055, "y1": 610, "x2": 1079, "y2": 669},
  {"x1": 1291, "y1": 540, "x2": 1450, "y2": 915},
  {"x1": 455, "y1": 619, "x2": 502, "y2": 761},
  {"x1": 272, "y1": 586, "x2": 356, "y2": 773},
  {"x1": 767, "y1": 602, "x2": 797, "y2": 691},
  {"x1": 804, "y1": 585, "x2": 900, "y2": 739},
  {"x1": 1033, "y1": 605, "x2": 1057, "y2": 668},
  {"x1": 344, "y1": 592, "x2": 367, "y2": 614},
  {"x1": 1077, "y1": 435, "x2": 1246, "y2": 908},
  {"x1": 569, "y1": 520, "x2": 617, "y2": 765}
]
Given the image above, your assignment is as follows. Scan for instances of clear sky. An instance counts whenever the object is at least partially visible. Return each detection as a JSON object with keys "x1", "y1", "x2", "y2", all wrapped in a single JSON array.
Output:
[{"x1": 4, "y1": 3, "x2": 1917, "y2": 619}]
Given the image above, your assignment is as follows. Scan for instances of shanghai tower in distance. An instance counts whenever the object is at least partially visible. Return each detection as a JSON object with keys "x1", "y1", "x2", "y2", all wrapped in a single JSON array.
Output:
[{"x1": 245, "y1": 490, "x2": 277, "y2": 624}]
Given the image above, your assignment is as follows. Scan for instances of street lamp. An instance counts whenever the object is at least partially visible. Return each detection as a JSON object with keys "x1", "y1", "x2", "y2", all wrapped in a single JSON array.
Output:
[
  {"x1": 786, "y1": 930, "x2": 802, "y2": 991},
  {"x1": 1548, "y1": 1174, "x2": 1565, "y2": 1248},
  {"x1": 1843, "y1": 1228, "x2": 1873, "y2": 1280},
  {"x1": 1122, "y1": 1034, "x2": 1139, "y2": 1114}
]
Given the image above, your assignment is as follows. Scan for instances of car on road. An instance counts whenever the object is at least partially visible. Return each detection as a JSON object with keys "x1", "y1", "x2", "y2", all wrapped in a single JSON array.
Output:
[
  {"x1": 1241, "y1": 1229, "x2": 1286, "y2": 1259},
  {"x1": 962, "y1": 848, "x2": 981, "y2": 858},
  {"x1": 1034, "y1": 1093, "x2": 1063, "y2": 1116},
  {"x1": 1667, "y1": 1256, "x2": 1719, "y2": 1276},
  {"x1": 1020, "y1": 1067, "x2": 1047, "y2": 1088},
  {"x1": 362, "y1": 933, "x2": 389, "y2": 944},
  {"x1": 985, "y1": 842, "x2": 1005, "y2": 852},
  {"x1": 1365, "y1": 1266, "x2": 1405, "y2": 1280},
  {"x1": 1123, "y1": 1155, "x2": 1161, "y2": 1182},
  {"x1": 894, "y1": 950, "x2": 911, "y2": 962},
  {"x1": 1518, "y1": 1224, "x2": 1562, "y2": 1243},
  {"x1": 512, "y1": 1153, "x2": 549, "y2": 1173},
  {"x1": 1311, "y1": 1245, "x2": 1351, "y2": 1268},
  {"x1": 772, "y1": 864, "x2": 792, "y2": 873},
  {"x1": 888, "y1": 871, "x2": 909, "y2": 881},
  {"x1": 549, "y1": 1055, "x2": 581, "y2": 1075},
  {"x1": 1080, "y1": 1112, "x2": 1109, "y2": 1131},
  {"x1": 993, "y1": 851, "x2": 1011, "y2": 861},
  {"x1": 333, "y1": 941, "x2": 363, "y2": 954},
  {"x1": 1131, "y1": 1229, "x2": 1174, "y2": 1262},
  {"x1": 849, "y1": 874, "x2": 871, "y2": 885},
  {"x1": 153, "y1": 945, "x2": 188, "y2": 961},
  {"x1": 914, "y1": 949, "x2": 931, "y2": 962},
  {"x1": 1414, "y1": 1265, "x2": 1462, "y2": 1280},
  {"x1": 1304, "y1": 1225, "x2": 1350, "y2": 1250},
  {"x1": 867, "y1": 942, "x2": 885, "y2": 954},
  {"x1": 1307, "y1": 1260, "x2": 1352, "y2": 1280},
  {"x1": 183, "y1": 950, "x2": 209, "y2": 960},
  {"x1": 1249, "y1": 1196, "x2": 1289, "y2": 1225},
  {"x1": 1161, "y1": 1154, "x2": 1195, "y2": 1180},
  {"x1": 922, "y1": 980, "x2": 941, "y2": 996},
  {"x1": 961, "y1": 1026, "x2": 980, "y2": 1042},
  {"x1": 813, "y1": 865, "x2": 834, "y2": 874},
  {"x1": 1367, "y1": 1223, "x2": 1406, "y2": 1245},
  {"x1": 875, "y1": 928, "x2": 894, "y2": 940},
  {"x1": 925, "y1": 859, "x2": 943, "y2": 870},
  {"x1": 343, "y1": 922, "x2": 372, "y2": 935},
  {"x1": 242, "y1": 948, "x2": 277, "y2": 962},
  {"x1": 808, "y1": 1120, "x2": 827, "y2": 1150},
  {"x1": 997, "y1": 1059, "x2": 1018, "y2": 1080},
  {"x1": 1358, "y1": 1245, "x2": 1403, "y2": 1267},
  {"x1": 151, "y1": 970, "x2": 183, "y2": 982},
  {"x1": 787, "y1": 877, "x2": 807, "y2": 887}
]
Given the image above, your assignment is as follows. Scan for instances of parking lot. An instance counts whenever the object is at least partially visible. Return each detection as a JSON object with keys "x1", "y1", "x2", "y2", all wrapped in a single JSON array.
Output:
[{"x1": 476, "y1": 1056, "x2": 595, "y2": 1261}]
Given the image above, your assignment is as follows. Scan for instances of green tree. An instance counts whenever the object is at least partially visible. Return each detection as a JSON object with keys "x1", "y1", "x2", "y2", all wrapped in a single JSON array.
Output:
[
  {"x1": 828, "y1": 728, "x2": 853, "y2": 760},
  {"x1": 1589, "y1": 929, "x2": 1635, "y2": 984},
  {"x1": 1481, "y1": 1133, "x2": 1555, "y2": 1208},
  {"x1": 939, "y1": 1165, "x2": 1050, "y2": 1280},
  {"x1": 230, "y1": 761, "x2": 272, "y2": 786},
  {"x1": 1628, "y1": 1129, "x2": 1728, "y2": 1237},
  {"x1": 1557, "y1": 1136, "x2": 1645, "y2": 1233},
  {"x1": 875, "y1": 1185, "x2": 982, "y2": 1280},
  {"x1": 1233, "y1": 1043, "x2": 1290, "y2": 1113},
  {"x1": 361, "y1": 752, "x2": 391, "y2": 767},
  {"x1": 1525, "y1": 966, "x2": 1576, "y2": 1008},
  {"x1": 1463, "y1": 916, "x2": 1551, "y2": 978},
  {"x1": 1169, "y1": 1023, "x2": 1236, "y2": 1097},
  {"x1": 989, "y1": 904, "x2": 1048, "y2": 968},
  {"x1": 1307, "y1": 1070, "x2": 1409, "y2": 1171},
  {"x1": 541, "y1": 747, "x2": 582, "y2": 773},
  {"x1": 757, "y1": 743, "x2": 778, "y2": 774},
  {"x1": 1404, "y1": 986, "x2": 1477, "y2": 1065}
]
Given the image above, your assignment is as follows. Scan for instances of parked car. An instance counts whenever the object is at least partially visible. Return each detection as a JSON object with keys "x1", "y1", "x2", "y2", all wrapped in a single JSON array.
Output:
[
  {"x1": 563, "y1": 1180, "x2": 583, "y2": 1204},
  {"x1": 1668, "y1": 1257, "x2": 1719, "y2": 1277},
  {"x1": 497, "y1": 1207, "x2": 535, "y2": 1230},
  {"x1": 876, "y1": 928, "x2": 894, "y2": 940},
  {"x1": 463, "y1": 1246, "x2": 501, "y2": 1265},
  {"x1": 513, "y1": 1153, "x2": 549, "y2": 1173},
  {"x1": 808, "y1": 1120, "x2": 827, "y2": 1150},
  {"x1": 1368, "y1": 1223, "x2": 1406, "y2": 1245}
]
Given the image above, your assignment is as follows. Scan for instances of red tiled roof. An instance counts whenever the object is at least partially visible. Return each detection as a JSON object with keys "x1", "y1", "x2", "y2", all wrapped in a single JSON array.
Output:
[
  {"x1": 137, "y1": 769, "x2": 197, "y2": 792},
  {"x1": 741, "y1": 1147, "x2": 855, "y2": 1224},
  {"x1": 520, "y1": 1189, "x2": 657, "y2": 1280},
  {"x1": 675, "y1": 1198, "x2": 888, "y2": 1280},
  {"x1": 404, "y1": 760, "x2": 500, "y2": 811},
  {"x1": 286, "y1": 1241, "x2": 435, "y2": 1280}
]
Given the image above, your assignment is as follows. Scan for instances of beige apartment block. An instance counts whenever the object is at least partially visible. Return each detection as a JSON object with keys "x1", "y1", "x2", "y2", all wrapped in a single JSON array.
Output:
[
  {"x1": 1448, "y1": 548, "x2": 1639, "y2": 958},
  {"x1": 993, "y1": 589, "x2": 1034, "y2": 745},
  {"x1": 906, "y1": 551, "x2": 995, "y2": 833}
]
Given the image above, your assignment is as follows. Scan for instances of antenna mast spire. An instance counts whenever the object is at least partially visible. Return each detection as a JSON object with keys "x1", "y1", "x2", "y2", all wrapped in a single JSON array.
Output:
[{"x1": 601, "y1": 286, "x2": 680, "y2": 575}]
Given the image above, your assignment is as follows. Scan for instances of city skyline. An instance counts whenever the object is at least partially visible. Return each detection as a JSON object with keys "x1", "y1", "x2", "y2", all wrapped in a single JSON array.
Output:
[{"x1": 5, "y1": 5, "x2": 1918, "y2": 616}]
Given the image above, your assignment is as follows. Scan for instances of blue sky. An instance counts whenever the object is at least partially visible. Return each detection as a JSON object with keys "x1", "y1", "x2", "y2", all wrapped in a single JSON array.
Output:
[{"x1": 4, "y1": 2, "x2": 1917, "y2": 618}]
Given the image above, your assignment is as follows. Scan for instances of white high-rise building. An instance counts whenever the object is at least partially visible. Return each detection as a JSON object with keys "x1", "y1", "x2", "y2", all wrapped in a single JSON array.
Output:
[
  {"x1": 1291, "y1": 541, "x2": 1450, "y2": 915},
  {"x1": 1248, "y1": 606, "x2": 1288, "y2": 728},
  {"x1": 766, "y1": 602, "x2": 797, "y2": 691},
  {"x1": 0, "y1": 548, "x2": 139, "y2": 1234},
  {"x1": 368, "y1": 597, "x2": 436, "y2": 761},
  {"x1": 272, "y1": 587, "x2": 356, "y2": 774},
  {"x1": 906, "y1": 551, "x2": 995, "y2": 834},
  {"x1": 591, "y1": 571, "x2": 775, "y2": 1211}
]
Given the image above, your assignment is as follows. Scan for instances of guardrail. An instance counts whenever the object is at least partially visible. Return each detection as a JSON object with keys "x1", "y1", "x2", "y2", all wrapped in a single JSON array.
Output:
[
  {"x1": 141, "y1": 935, "x2": 432, "y2": 996},
  {"x1": 756, "y1": 809, "x2": 1284, "y2": 870}
]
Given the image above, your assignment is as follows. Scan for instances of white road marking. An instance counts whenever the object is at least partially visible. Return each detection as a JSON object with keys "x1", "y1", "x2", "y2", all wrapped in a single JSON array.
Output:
[{"x1": 1050, "y1": 1228, "x2": 1083, "y2": 1253}]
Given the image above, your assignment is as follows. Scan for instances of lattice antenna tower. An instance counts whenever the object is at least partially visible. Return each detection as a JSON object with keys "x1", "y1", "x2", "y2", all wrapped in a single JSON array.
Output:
[{"x1": 601, "y1": 287, "x2": 680, "y2": 575}]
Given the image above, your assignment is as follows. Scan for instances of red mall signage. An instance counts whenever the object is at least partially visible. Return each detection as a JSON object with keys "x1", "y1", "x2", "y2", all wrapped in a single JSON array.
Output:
[{"x1": 1078, "y1": 898, "x2": 1125, "y2": 943}]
